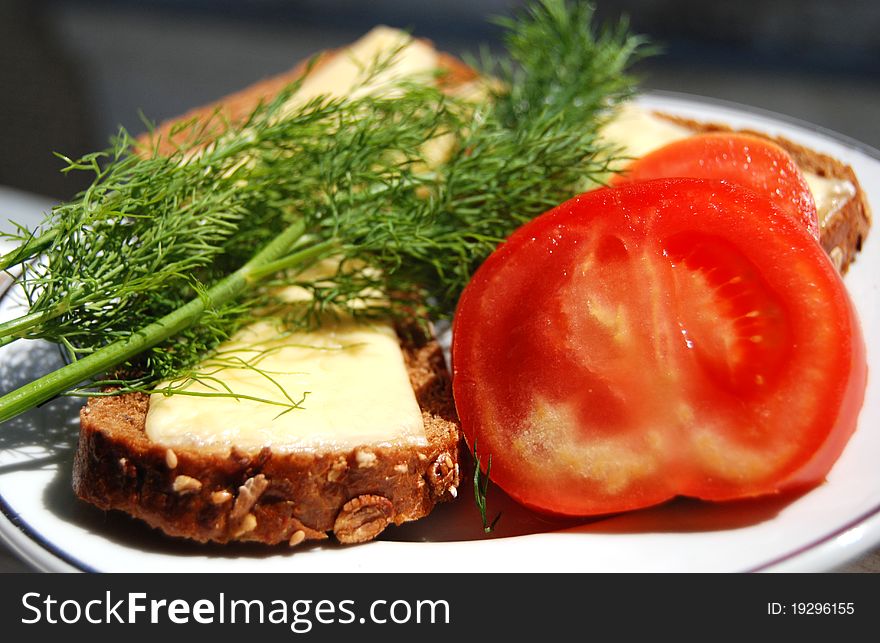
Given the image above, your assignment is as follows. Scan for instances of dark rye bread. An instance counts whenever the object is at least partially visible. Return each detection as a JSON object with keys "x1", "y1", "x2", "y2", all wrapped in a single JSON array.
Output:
[
  {"x1": 73, "y1": 33, "x2": 472, "y2": 546},
  {"x1": 73, "y1": 322, "x2": 461, "y2": 545},
  {"x1": 656, "y1": 113, "x2": 872, "y2": 274}
]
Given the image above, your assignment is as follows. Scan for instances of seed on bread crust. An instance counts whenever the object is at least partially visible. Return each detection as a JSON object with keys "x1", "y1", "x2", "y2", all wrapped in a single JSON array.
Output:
[
  {"x1": 229, "y1": 474, "x2": 268, "y2": 523},
  {"x1": 327, "y1": 456, "x2": 348, "y2": 482},
  {"x1": 285, "y1": 519, "x2": 327, "y2": 544},
  {"x1": 232, "y1": 513, "x2": 258, "y2": 538},
  {"x1": 428, "y1": 453, "x2": 456, "y2": 498},
  {"x1": 355, "y1": 448, "x2": 377, "y2": 468},
  {"x1": 211, "y1": 490, "x2": 232, "y2": 505},
  {"x1": 165, "y1": 449, "x2": 178, "y2": 469},
  {"x1": 172, "y1": 475, "x2": 202, "y2": 494},
  {"x1": 333, "y1": 494, "x2": 394, "y2": 544}
]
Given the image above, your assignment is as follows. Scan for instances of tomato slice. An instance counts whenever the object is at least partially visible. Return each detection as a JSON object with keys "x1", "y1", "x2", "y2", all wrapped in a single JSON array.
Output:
[
  {"x1": 611, "y1": 133, "x2": 820, "y2": 241},
  {"x1": 451, "y1": 178, "x2": 865, "y2": 516}
]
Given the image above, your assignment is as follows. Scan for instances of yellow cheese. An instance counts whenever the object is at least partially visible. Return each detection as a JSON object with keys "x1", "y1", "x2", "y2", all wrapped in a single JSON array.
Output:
[
  {"x1": 279, "y1": 26, "x2": 439, "y2": 113},
  {"x1": 600, "y1": 103, "x2": 692, "y2": 158},
  {"x1": 804, "y1": 172, "x2": 857, "y2": 229},
  {"x1": 600, "y1": 104, "x2": 856, "y2": 228},
  {"x1": 145, "y1": 316, "x2": 427, "y2": 453}
]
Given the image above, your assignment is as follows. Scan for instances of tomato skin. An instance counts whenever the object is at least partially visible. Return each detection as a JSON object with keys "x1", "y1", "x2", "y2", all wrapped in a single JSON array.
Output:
[
  {"x1": 773, "y1": 294, "x2": 866, "y2": 493},
  {"x1": 451, "y1": 178, "x2": 865, "y2": 516},
  {"x1": 611, "y1": 133, "x2": 820, "y2": 242}
]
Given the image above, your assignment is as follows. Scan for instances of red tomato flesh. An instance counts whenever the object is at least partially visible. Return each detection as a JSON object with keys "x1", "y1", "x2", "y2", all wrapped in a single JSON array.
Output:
[
  {"x1": 451, "y1": 178, "x2": 865, "y2": 516},
  {"x1": 611, "y1": 133, "x2": 820, "y2": 241}
]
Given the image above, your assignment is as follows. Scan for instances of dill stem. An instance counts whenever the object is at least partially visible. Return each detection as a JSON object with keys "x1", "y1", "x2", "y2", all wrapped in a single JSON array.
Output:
[
  {"x1": 0, "y1": 229, "x2": 58, "y2": 271},
  {"x1": 246, "y1": 239, "x2": 337, "y2": 282},
  {"x1": 0, "y1": 297, "x2": 78, "y2": 341},
  {"x1": 0, "y1": 219, "x2": 308, "y2": 424}
]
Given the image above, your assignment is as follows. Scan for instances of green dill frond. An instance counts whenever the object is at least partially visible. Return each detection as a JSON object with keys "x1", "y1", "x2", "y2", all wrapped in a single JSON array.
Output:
[{"x1": 473, "y1": 440, "x2": 502, "y2": 533}]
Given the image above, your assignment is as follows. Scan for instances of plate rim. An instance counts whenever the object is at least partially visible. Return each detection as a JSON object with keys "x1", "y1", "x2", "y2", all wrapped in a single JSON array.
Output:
[{"x1": 0, "y1": 492, "x2": 85, "y2": 572}]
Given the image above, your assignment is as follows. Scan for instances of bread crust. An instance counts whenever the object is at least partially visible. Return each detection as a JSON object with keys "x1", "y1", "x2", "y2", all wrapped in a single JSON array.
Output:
[
  {"x1": 655, "y1": 114, "x2": 872, "y2": 273},
  {"x1": 73, "y1": 323, "x2": 461, "y2": 545}
]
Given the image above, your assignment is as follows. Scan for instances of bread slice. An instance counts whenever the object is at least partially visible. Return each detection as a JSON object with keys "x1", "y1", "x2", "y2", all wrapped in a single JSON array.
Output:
[
  {"x1": 73, "y1": 29, "x2": 470, "y2": 546},
  {"x1": 73, "y1": 321, "x2": 461, "y2": 545},
  {"x1": 653, "y1": 113, "x2": 872, "y2": 274}
]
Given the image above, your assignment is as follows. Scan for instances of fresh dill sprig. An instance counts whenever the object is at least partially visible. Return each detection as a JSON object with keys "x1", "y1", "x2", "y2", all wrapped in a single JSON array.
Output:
[
  {"x1": 0, "y1": 0, "x2": 648, "y2": 423},
  {"x1": 473, "y1": 440, "x2": 502, "y2": 533}
]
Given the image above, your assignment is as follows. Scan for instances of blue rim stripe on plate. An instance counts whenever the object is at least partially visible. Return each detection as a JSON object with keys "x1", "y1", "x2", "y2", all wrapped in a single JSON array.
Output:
[{"x1": 0, "y1": 489, "x2": 95, "y2": 572}]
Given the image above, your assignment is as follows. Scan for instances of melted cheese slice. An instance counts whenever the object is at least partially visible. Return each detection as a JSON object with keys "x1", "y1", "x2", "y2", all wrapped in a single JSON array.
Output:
[
  {"x1": 804, "y1": 172, "x2": 857, "y2": 229},
  {"x1": 280, "y1": 26, "x2": 438, "y2": 111},
  {"x1": 145, "y1": 316, "x2": 427, "y2": 453},
  {"x1": 600, "y1": 104, "x2": 694, "y2": 158},
  {"x1": 275, "y1": 27, "x2": 482, "y2": 168},
  {"x1": 146, "y1": 29, "x2": 438, "y2": 453},
  {"x1": 600, "y1": 103, "x2": 856, "y2": 228}
]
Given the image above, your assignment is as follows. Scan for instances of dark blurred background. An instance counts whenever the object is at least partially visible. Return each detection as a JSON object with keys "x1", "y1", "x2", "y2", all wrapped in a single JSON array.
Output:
[{"x1": 1, "y1": 0, "x2": 878, "y2": 200}]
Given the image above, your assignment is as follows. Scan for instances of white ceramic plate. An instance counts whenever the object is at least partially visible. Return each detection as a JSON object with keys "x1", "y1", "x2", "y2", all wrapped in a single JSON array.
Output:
[{"x1": 1, "y1": 92, "x2": 879, "y2": 573}]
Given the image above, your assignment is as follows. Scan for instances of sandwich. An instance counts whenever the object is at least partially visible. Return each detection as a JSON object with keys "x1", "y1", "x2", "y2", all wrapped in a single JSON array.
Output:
[{"x1": 73, "y1": 28, "x2": 472, "y2": 545}]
